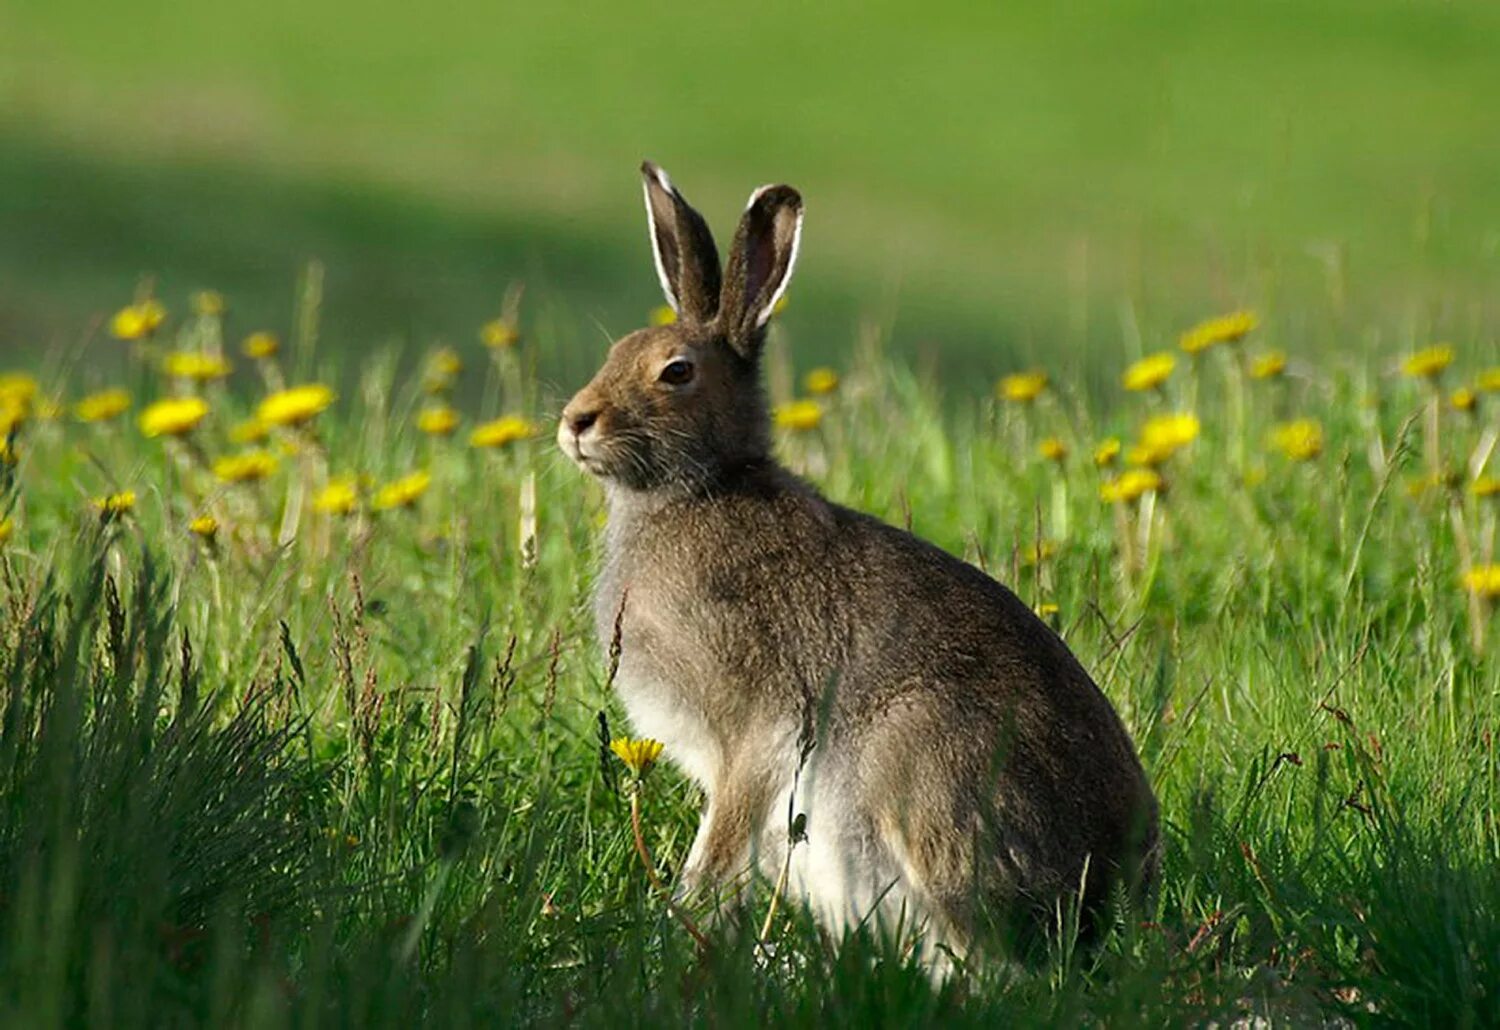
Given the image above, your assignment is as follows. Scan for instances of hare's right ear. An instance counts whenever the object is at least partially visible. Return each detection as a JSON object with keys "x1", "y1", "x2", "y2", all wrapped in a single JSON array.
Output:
[
  {"x1": 641, "y1": 161, "x2": 722, "y2": 324},
  {"x1": 718, "y1": 182, "x2": 802, "y2": 357}
]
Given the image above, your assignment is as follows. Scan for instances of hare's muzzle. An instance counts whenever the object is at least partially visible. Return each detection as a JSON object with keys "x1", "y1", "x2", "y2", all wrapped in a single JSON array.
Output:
[{"x1": 557, "y1": 399, "x2": 602, "y2": 468}]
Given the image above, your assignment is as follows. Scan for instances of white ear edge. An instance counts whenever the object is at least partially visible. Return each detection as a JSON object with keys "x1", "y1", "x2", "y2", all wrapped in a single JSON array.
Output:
[
  {"x1": 753, "y1": 205, "x2": 802, "y2": 329},
  {"x1": 642, "y1": 165, "x2": 681, "y2": 313}
]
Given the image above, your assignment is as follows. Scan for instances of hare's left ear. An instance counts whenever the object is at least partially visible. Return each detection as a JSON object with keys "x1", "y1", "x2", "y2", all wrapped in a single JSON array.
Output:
[
  {"x1": 641, "y1": 161, "x2": 722, "y2": 324},
  {"x1": 719, "y1": 182, "x2": 802, "y2": 357}
]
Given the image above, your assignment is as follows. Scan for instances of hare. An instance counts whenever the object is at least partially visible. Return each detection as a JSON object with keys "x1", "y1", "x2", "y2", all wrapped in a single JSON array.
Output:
[{"x1": 559, "y1": 162, "x2": 1158, "y2": 965}]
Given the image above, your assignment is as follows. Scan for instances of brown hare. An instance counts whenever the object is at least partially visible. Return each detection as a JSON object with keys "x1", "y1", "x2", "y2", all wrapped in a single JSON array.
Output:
[{"x1": 559, "y1": 162, "x2": 1158, "y2": 967}]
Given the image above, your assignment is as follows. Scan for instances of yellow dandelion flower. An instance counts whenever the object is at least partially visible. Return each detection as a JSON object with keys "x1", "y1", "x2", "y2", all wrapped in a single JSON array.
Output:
[
  {"x1": 647, "y1": 305, "x2": 677, "y2": 327},
  {"x1": 1100, "y1": 468, "x2": 1163, "y2": 504},
  {"x1": 997, "y1": 371, "x2": 1047, "y2": 403},
  {"x1": 92, "y1": 491, "x2": 137, "y2": 517},
  {"x1": 258, "y1": 384, "x2": 334, "y2": 427},
  {"x1": 804, "y1": 367, "x2": 840, "y2": 396},
  {"x1": 229, "y1": 418, "x2": 270, "y2": 444},
  {"x1": 0, "y1": 400, "x2": 26, "y2": 437},
  {"x1": 1129, "y1": 412, "x2": 1200, "y2": 465},
  {"x1": 109, "y1": 299, "x2": 166, "y2": 341},
  {"x1": 1035, "y1": 602, "x2": 1060, "y2": 618},
  {"x1": 1122, "y1": 352, "x2": 1176, "y2": 392},
  {"x1": 417, "y1": 406, "x2": 460, "y2": 437},
  {"x1": 75, "y1": 388, "x2": 132, "y2": 423},
  {"x1": 1469, "y1": 476, "x2": 1500, "y2": 499},
  {"x1": 1270, "y1": 419, "x2": 1324, "y2": 461},
  {"x1": 1093, "y1": 437, "x2": 1122, "y2": 467},
  {"x1": 139, "y1": 396, "x2": 210, "y2": 438},
  {"x1": 1477, "y1": 368, "x2": 1500, "y2": 393},
  {"x1": 480, "y1": 319, "x2": 520, "y2": 349},
  {"x1": 313, "y1": 477, "x2": 359, "y2": 516},
  {"x1": 372, "y1": 470, "x2": 431, "y2": 511},
  {"x1": 470, "y1": 415, "x2": 538, "y2": 449},
  {"x1": 1039, "y1": 437, "x2": 1069, "y2": 462},
  {"x1": 0, "y1": 373, "x2": 39, "y2": 407},
  {"x1": 1402, "y1": 344, "x2": 1455, "y2": 380},
  {"x1": 773, "y1": 399, "x2": 823, "y2": 432},
  {"x1": 191, "y1": 290, "x2": 226, "y2": 317},
  {"x1": 0, "y1": 517, "x2": 11, "y2": 544},
  {"x1": 1180, "y1": 310, "x2": 1258, "y2": 354},
  {"x1": 1462, "y1": 564, "x2": 1500, "y2": 599},
  {"x1": 610, "y1": 737, "x2": 665, "y2": 777},
  {"x1": 189, "y1": 514, "x2": 219, "y2": 540},
  {"x1": 163, "y1": 351, "x2": 233, "y2": 382},
  {"x1": 1451, "y1": 387, "x2": 1477, "y2": 413},
  {"x1": 243, "y1": 332, "x2": 280, "y2": 359},
  {"x1": 1250, "y1": 350, "x2": 1288, "y2": 380},
  {"x1": 429, "y1": 347, "x2": 463, "y2": 377},
  {"x1": 213, "y1": 449, "x2": 279, "y2": 484}
]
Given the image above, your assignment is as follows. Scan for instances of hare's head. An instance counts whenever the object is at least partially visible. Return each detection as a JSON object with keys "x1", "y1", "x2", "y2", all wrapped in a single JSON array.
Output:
[{"x1": 559, "y1": 162, "x2": 802, "y2": 492}]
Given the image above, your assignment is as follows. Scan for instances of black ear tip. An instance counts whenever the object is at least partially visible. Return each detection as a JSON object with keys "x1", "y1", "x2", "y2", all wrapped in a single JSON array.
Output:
[
  {"x1": 641, "y1": 160, "x2": 667, "y2": 185},
  {"x1": 749, "y1": 183, "x2": 803, "y2": 212}
]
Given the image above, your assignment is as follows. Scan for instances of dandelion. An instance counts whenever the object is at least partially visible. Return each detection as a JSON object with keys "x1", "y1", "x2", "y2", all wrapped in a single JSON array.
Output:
[
  {"x1": 139, "y1": 396, "x2": 210, "y2": 438},
  {"x1": 1122, "y1": 352, "x2": 1175, "y2": 392},
  {"x1": 429, "y1": 347, "x2": 463, "y2": 378},
  {"x1": 75, "y1": 388, "x2": 132, "y2": 423},
  {"x1": 1270, "y1": 419, "x2": 1324, "y2": 461},
  {"x1": 1451, "y1": 387, "x2": 1477, "y2": 413},
  {"x1": 213, "y1": 449, "x2": 279, "y2": 484},
  {"x1": 1469, "y1": 477, "x2": 1500, "y2": 499},
  {"x1": 997, "y1": 371, "x2": 1047, "y2": 403},
  {"x1": 313, "y1": 477, "x2": 359, "y2": 516},
  {"x1": 480, "y1": 318, "x2": 521, "y2": 349},
  {"x1": 1039, "y1": 437, "x2": 1069, "y2": 463},
  {"x1": 470, "y1": 416, "x2": 537, "y2": 449},
  {"x1": 110, "y1": 299, "x2": 166, "y2": 340},
  {"x1": 1093, "y1": 437, "x2": 1122, "y2": 467},
  {"x1": 1129, "y1": 412, "x2": 1200, "y2": 465},
  {"x1": 648, "y1": 305, "x2": 677, "y2": 327},
  {"x1": 418, "y1": 406, "x2": 461, "y2": 437},
  {"x1": 0, "y1": 517, "x2": 11, "y2": 544},
  {"x1": 1250, "y1": 350, "x2": 1288, "y2": 380},
  {"x1": 804, "y1": 367, "x2": 840, "y2": 396},
  {"x1": 229, "y1": 418, "x2": 270, "y2": 444},
  {"x1": 93, "y1": 491, "x2": 137, "y2": 517},
  {"x1": 258, "y1": 384, "x2": 334, "y2": 428},
  {"x1": 0, "y1": 440, "x2": 15, "y2": 466},
  {"x1": 189, "y1": 515, "x2": 219, "y2": 541},
  {"x1": 1402, "y1": 344, "x2": 1455, "y2": 380},
  {"x1": 191, "y1": 290, "x2": 226, "y2": 317},
  {"x1": 1100, "y1": 468, "x2": 1162, "y2": 504},
  {"x1": 0, "y1": 373, "x2": 39, "y2": 408},
  {"x1": 0, "y1": 403, "x2": 24, "y2": 438},
  {"x1": 610, "y1": 737, "x2": 665, "y2": 778},
  {"x1": 243, "y1": 332, "x2": 280, "y2": 359},
  {"x1": 1462, "y1": 564, "x2": 1500, "y2": 599},
  {"x1": 1180, "y1": 310, "x2": 1258, "y2": 354},
  {"x1": 1035, "y1": 602, "x2": 1060, "y2": 618},
  {"x1": 372, "y1": 470, "x2": 431, "y2": 511},
  {"x1": 163, "y1": 351, "x2": 233, "y2": 382},
  {"x1": 773, "y1": 399, "x2": 823, "y2": 432},
  {"x1": 1478, "y1": 368, "x2": 1500, "y2": 392}
]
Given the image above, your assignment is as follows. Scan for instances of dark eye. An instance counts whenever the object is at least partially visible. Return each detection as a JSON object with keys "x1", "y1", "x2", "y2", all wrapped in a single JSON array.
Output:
[{"x1": 659, "y1": 358, "x2": 695, "y2": 385}]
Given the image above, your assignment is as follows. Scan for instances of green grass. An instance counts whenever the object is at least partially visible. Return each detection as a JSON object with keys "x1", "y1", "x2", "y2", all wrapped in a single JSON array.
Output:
[{"x1": 0, "y1": 295, "x2": 1498, "y2": 1024}]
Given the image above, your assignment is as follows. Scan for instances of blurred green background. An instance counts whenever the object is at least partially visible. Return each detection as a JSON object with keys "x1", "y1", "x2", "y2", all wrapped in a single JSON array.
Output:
[{"x1": 2, "y1": 0, "x2": 1498, "y2": 389}]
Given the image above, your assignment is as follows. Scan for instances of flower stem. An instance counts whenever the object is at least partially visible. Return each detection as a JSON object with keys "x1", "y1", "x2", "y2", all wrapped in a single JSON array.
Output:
[{"x1": 628, "y1": 786, "x2": 710, "y2": 952}]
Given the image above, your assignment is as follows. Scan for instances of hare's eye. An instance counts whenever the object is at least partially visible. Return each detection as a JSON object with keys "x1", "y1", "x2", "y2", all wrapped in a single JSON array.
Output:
[{"x1": 659, "y1": 358, "x2": 695, "y2": 386}]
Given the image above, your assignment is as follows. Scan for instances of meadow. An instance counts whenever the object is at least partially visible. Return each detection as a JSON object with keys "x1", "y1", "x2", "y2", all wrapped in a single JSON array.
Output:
[{"x1": 0, "y1": 284, "x2": 1497, "y2": 1026}]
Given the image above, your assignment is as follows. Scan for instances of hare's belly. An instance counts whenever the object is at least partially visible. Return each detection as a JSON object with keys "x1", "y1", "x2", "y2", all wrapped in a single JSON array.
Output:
[{"x1": 615, "y1": 656, "x2": 720, "y2": 789}]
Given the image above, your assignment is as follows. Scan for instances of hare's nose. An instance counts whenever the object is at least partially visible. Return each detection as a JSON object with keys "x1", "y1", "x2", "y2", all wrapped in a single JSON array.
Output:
[{"x1": 566, "y1": 409, "x2": 599, "y2": 436}]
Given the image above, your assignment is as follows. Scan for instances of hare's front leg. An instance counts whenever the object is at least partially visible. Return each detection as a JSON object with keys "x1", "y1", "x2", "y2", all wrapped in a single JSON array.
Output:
[{"x1": 676, "y1": 773, "x2": 779, "y2": 911}]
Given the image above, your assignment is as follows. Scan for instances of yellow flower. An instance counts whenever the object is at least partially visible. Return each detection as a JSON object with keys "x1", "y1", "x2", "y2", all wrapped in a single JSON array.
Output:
[
  {"x1": 1470, "y1": 477, "x2": 1500, "y2": 499},
  {"x1": 1462, "y1": 564, "x2": 1500, "y2": 599},
  {"x1": 189, "y1": 515, "x2": 219, "y2": 540},
  {"x1": 1477, "y1": 368, "x2": 1500, "y2": 393},
  {"x1": 1122, "y1": 352, "x2": 1176, "y2": 392},
  {"x1": 191, "y1": 290, "x2": 226, "y2": 317},
  {"x1": 110, "y1": 300, "x2": 166, "y2": 340},
  {"x1": 1180, "y1": 310, "x2": 1258, "y2": 354},
  {"x1": 0, "y1": 440, "x2": 15, "y2": 466},
  {"x1": 1129, "y1": 412, "x2": 1200, "y2": 465},
  {"x1": 1270, "y1": 419, "x2": 1324, "y2": 461},
  {"x1": 417, "y1": 406, "x2": 460, "y2": 437},
  {"x1": 773, "y1": 399, "x2": 823, "y2": 432},
  {"x1": 0, "y1": 517, "x2": 12, "y2": 544},
  {"x1": 1402, "y1": 344, "x2": 1455, "y2": 380},
  {"x1": 139, "y1": 396, "x2": 210, "y2": 438},
  {"x1": 469, "y1": 415, "x2": 537, "y2": 449},
  {"x1": 1250, "y1": 350, "x2": 1288, "y2": 380},
  {"x1": 313, "y1": 477, "x2": 359, "y2": 516},
  {"x1": 480, "y1": 319, "x2": 521, "y2": 349},
  {"x1": 1100, "y1": 468, "x2": 1163, "y2": 504},
  {"x1": 1093, "y1": 437, "x2": 1122, "y2": 467},
  {"x1": 258, "y1": 384, "x2": 334, "y2": 427},
  {"x1": 163, "y1": 351, "x2": 233, "y2": 382},
  {"x1": 92, "y1": 491, "x2": 137, "y2": 517},
  {"x1": 75, "y1": 388, "x2": 132, "y2": 423},
  {"x1": 0, "y1": 373, "x2": 39, "y2": 408},
  {"x1": 610, "y1": 737, "x2": 665, "y2": 777},
  {"x1": 1039, "y1": 437, "x2": 1069, "y2": 462},
  {"x1": 1451, "y1": 387, "x2": 1477, "y2": 413},
  {"x1": 804, "y1": 367, "x2": 840, "y2": 396},
  {"x1": 997, "y1": 371, "x2": 1047, "y2": 403},
  {"x1": 429, "y1": 347, "x2": 463, "y2": 377},
  {"x1": 243, "y1": 332, "x2": 280, "y2": 360},
  {"x1": 229, "y1": 418, "x2": 270, "y2": 445},
  {"x1": 648, "y1": 305, "x2": 677, "y2": 327},
  {"x1": 373, "y1": 470, "x2": 431, "y2": 511},
  {"x1": 213, "y1": 449, "x2": 279, "y2": 484},
  {"x1": 1035, "y1": 602, "x2": 1060, "y2": 618}
]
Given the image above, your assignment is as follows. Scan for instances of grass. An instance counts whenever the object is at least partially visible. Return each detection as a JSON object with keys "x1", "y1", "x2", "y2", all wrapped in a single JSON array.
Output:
[{"x1": 0, "y1": 289, "x2": 1498, "y2": 1025}]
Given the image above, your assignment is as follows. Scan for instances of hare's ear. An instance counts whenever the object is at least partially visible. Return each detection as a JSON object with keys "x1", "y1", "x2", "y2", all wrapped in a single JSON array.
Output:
[
  {"x1": 719, "y1": 182, "x2": 802, "y2": 356},
  {"x1": 641, "y1": 161, "x2": 722, "y2": 324}
]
